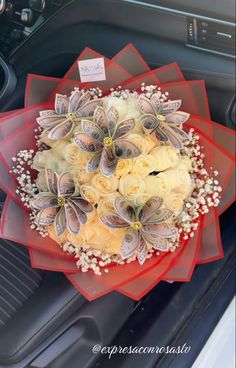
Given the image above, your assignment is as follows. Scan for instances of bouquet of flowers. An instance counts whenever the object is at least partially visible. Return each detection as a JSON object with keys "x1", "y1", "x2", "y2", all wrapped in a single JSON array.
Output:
[{"x1": 0, "y1": 44, "x2": 235, "y2": 300}]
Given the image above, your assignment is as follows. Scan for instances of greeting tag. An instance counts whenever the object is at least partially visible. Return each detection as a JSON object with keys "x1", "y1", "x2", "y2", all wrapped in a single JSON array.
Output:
[{"x1": 78, "y1": 57, "x2": 106, "y2": 82}]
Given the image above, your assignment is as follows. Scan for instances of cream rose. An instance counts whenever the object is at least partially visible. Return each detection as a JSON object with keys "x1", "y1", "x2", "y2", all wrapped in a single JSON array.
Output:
[
  {"x1": 80, "y1": 184, "x2": 100, "y2": 206},
  {"x1": 77, "y1": 151, "x2": 94, "y2": 170},
  {"x1": 97, "y1": 192, "x2": 121, "y2": 216},
  {"x1": 179, "y1": 155, "x2": 193, "y2": 171},
  {"x1": 161, "y1": 164, "x2": 193, "y2": 198},
  {"x1": 69, "y1": 167, "x2": 95, "y2": 185},
  {"x1": 115, "y1": 159, "x2": 132, "y2": 177},
  {"x1": 131, "y1": 154, "x2": 156, "y2": 177},
  {"x1": 32, "y1": 151, "x2": 68, "y2": 174},
  {"x1": 92, "y1": 173, "x2": 118, "y2": 195},
  {"x1": 163, "y1": 193, "x2": 184, "y2": 213},
  {"x1": 63, "y1": 143, "x2": 82, "y2": 164},
  {"x1": 144, "y1": 174, "x2": 171, "y2": 198},
  {"x1": 52, "y1": 141, "x2": 69, "y2": 159},
  {"x1": 149, "y1": 146, "x2": 179, "y2": 171},
  {"x1": 126, "y1": 133, "x2": 155, "y2": 154},
  {"x1": 119, "y1": 174, "x2": 145, "y2": 202}
]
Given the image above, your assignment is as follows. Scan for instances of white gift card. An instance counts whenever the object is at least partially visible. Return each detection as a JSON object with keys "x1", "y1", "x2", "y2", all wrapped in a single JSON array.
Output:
[{"x1": 78, "y1": 57, "x2": 106, "y2": 83}]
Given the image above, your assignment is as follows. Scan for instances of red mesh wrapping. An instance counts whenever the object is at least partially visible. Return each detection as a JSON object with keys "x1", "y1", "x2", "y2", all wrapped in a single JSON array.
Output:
[
  {"x1": 160, "y1": 81, "x2": 210, "y2": 119},
  {"x1": 0, "y1": 110, "x2": 18, "y2": 118},
  {"x1": 25, "y1": 75, "x2": 61, "y2": 107},
  {"x1": 117, "y1": 241, "x2": 186, "y2": 300},
  {"x1": 0, "y1": 45, "x2": 235, "y2": 301},
  {"x1": 113, "y1": 43, "x2": 151, "y2": 75},
  {"x1": 163, "y1": 218, "x2": 203, "y2": 281},
  {"x1": 48, "y1": 81, "x2": 109, "y2": 104},
  {"x1": 0, "y1": 105, "x2": 49, "y2": 139},
  {"x1": 29, "y1": 248, "x2": 78, "y2": 272},
  {"x1": 121, "y1": 62, "x2": 185, "y2": 91},
  {"x1": 66, "y1": 253, "x2": 169, "y2": 301},
  {"x1": 0, "y1": 105, "x2": 50, "y2": 204},
  {"x1": 187, "y1": 121, "x2": 235, "y2": 217},
  {"x1": 0, "y1": 197, "x2": 75, "y2": 260},
  {"x1": 197, "y1": 208, "x2": 223, "y2": 263},
  {"x1": 153, "y1": 62, "x2": 185, "y2": 83}
]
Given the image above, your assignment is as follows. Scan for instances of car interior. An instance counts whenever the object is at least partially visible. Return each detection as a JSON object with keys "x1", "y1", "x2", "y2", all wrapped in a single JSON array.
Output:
[{"x1": 0, "y1": 1, "x2": 235, "y2": 367}]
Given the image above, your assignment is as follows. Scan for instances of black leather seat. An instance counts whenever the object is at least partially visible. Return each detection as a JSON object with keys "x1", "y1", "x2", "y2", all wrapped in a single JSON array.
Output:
[
  {"x1": 0, "y1": 239, "x2": 44, "y2": 328},
  {"x1": 0, "y1": 200, "x2": 134, "y2": 368}
]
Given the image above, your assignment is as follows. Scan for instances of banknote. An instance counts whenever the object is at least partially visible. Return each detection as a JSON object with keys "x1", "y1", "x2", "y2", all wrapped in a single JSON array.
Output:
[
  {"x1": 86, "y1": 153, "x2": 101, "y2": 172},
  {"x1": 160, "y1": 100, "x2": 181, "y2": 115},
  {"x1": 137, "y1": 237, "x2": 148, "y2": 265},
  {"x1": 68, "y1": 201, "x2": 87, "y2": 224},
  {"x1": 75, "y1": 99, "x2": 102, "y2": 117},
  {"x1": 138, "y1": 95, "x2": 156, "y2": 115},
  {"x1": 140, "y1": 196, "x2": 163, "y2": 222},
  {"x1": 68, "y1": 90, "x2": 81, "y2": 112},
  {"x1": 113, "y1": 140, "x2": 141, "y2": 158},
  {"x1": 36, "y1": 116, "x2": 65, "y2": 128},
  {"x1": 64, "y1": 204, "x2": 80, "y2": 234},
  {"x1": 140, "y1": 114, "x2": 159, "y2": 132},
  {"x1": 48, "y1": 119, "x2": 74, "y2": 140},
  {"x1": 39, "y1": 110, "x2": 56, "y2": 117},
  {"x1": 58, "y1": 172, "x2": 75, "y2": 197},
  {"x1": 94, "y1": 106, "x2": 108, "y2": 132},
  {"x1": 55, "y1": 94, "x2": 69, "y2": 114},
  {"x1": 154, "y1": 126, "x2": 169, "y2": 142},
  {"x1": 36, "y1": 207, "x2": 57, "y2": 226},
  {"x1": 161, "y1": 126, "x2": 183, "y2": 149},
  {"x1": 113, "y1": 118, "x2": 135, "y2": 139},
  {"x1": 81, "y1": 119, "x2": 104, "y2": 141},
  {"x1": 101, "y1": 214, "x2": 128, "y2": 228},
  {"x1": 107, "y1": 106, "x2": 119, "y2": 136},
  {"x1": 74, "y1": 133, "x2": 103, "y2": 152},
  {"x1": 143, "y1": 223, "x2": 178, "y2": 238},
  {"x1": 100, "y1": 147, "x2": 117, "y2": 176},
  {"x1": 77, "y1": 91, "x2": 91, "y2": 109},
  {"x1": 31, "y1": 195, "x2": 58, "y2": 210},
  {"x1": 144, "y1": 209, "x2": 173, "y2": 224},
  {"x1": 45, "y1": 168, "x2": 58, "y2": 194},
  {"x1": 114, "y1": 197, "x2": 133, "y2": 224},
  {"x1": 142, "y1": 232, "x2": 169, "y2": 251},
  {"x1": 166, "y1": 111, "x2": 190, "y2": 125},
  {"x1": 55, "y1": 208, "x2": 66, "y2": 236},
  {"x1": 120, "y1": 228, "x2": 139, "y2": 260},
  {"x1": 70, "y1": 197, "x2": 93, "y2": 213},
  {"x1": 150, "y1": 92, "x2": 162, "y2": 109}
]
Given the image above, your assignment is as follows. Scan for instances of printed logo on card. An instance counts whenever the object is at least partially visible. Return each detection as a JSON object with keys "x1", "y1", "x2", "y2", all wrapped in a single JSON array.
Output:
[{"x1": 78, "y1": 57, "x2": 106, "y2": 83}]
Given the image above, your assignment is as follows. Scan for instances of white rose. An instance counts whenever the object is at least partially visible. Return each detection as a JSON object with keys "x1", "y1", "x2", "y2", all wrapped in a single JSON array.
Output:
[
  {"x1": 52, "y1": 141, "x2": 69, "y2": 159},
  {"x1": 63, "y1": 143, "x2": 82, "y2": 164},
  {"x1": 92, "y1": 173, "x2": 118, "y2": 195},
  {"x1": 179, "y1": 155, "x2": 193, "y2": 171},
  {"x1": 80, "y1": 184, "x2": 100, "y2": 206},
  {"x1": 119, "y1": 174, "x2": 146, "y2": 202},
  {"x1": 126, "y1": 133, "x2": 155, "y2": 154},
  {"x1": 144, "y1": 174, "x2": 171, "y2": 198},
  {"x1": 162, "y1": 164, "x2": 193, "y2": 198},
  {"x1": 163, "y1": 193, "x2": 184, "y2": 213},
  {"x1": 97, "y1": 192, "x2": 121, "y2": 216},
  {"x1": 131, "y1": 154, "x2": 156, "y2": 177},
  {"x1": 149, "y1": 146, "x2": 179, "y2": 171},
  {"x1": 69, "y1": 167, "x2": 95, "y2": 185},
  {"x1": 115, "y1": 159, "x2": 132, "y2": 177}
]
